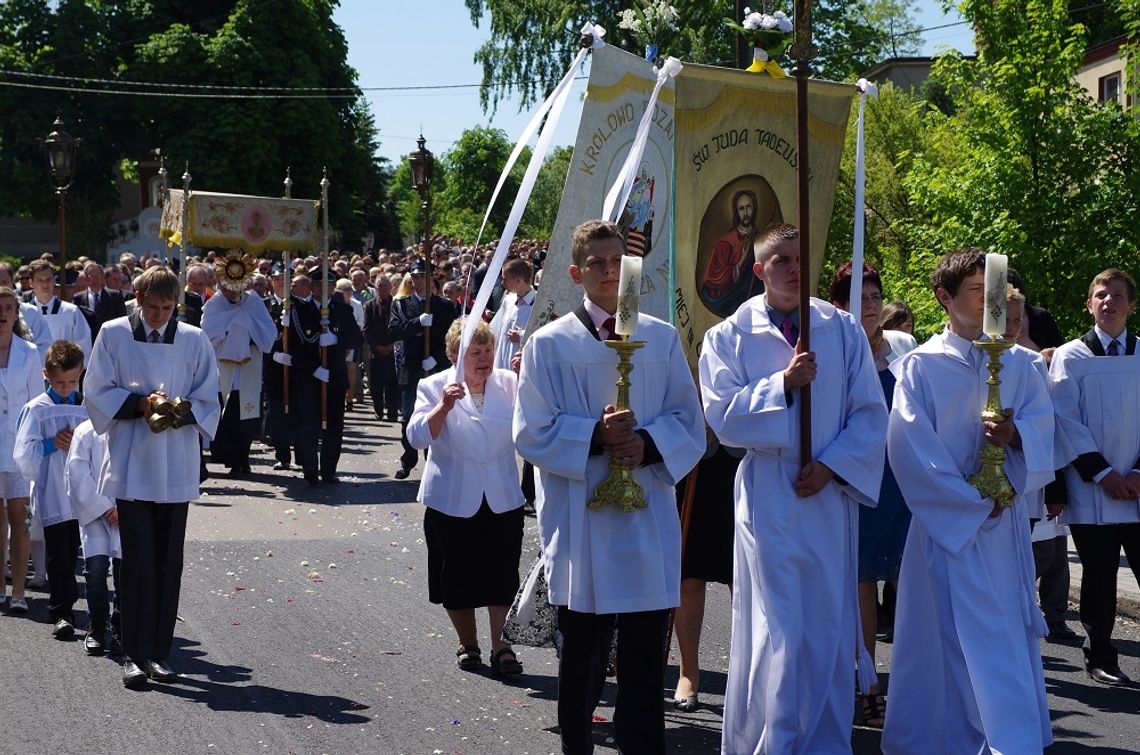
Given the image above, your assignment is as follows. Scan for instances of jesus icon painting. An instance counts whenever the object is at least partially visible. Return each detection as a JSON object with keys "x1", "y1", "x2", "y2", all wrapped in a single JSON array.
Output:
[{"x1": 696, "y1": 176, "x2": 782, "y2": 317}]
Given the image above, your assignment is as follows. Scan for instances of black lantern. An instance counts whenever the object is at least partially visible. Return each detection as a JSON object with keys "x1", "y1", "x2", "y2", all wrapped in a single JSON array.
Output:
[
  {"x1": 409, "y1": 134, "x2": 434, "y2": 194},
  {"x1": 44, "y1": 116, "x2": 77, "y2": 192},
  {"x1": 43, "y1": 116, "x2": 80, "y2": 301}
]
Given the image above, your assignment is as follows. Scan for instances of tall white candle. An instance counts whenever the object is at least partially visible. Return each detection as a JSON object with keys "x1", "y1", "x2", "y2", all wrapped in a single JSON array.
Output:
[
  {"x1": 982, "y1": 252, "x2": 1008, "y2": 337},
  {"x1": 615, "y1": 255, "x2": 642, "y2": 337}
]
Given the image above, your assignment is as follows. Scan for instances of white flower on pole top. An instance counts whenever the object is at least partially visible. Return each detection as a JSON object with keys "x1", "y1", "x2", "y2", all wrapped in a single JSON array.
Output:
[
  {"x1": 742, "y1": 8, "x2": 791, "y2": 33},
  {"x1": 618, "y1": 8, "x2": 642, "y2": 33}
]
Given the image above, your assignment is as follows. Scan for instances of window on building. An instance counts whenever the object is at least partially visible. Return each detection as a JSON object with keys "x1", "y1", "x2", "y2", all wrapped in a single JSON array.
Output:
[{"x1": 1099, "y1": 72, "x2": 1122, "y2": 105}]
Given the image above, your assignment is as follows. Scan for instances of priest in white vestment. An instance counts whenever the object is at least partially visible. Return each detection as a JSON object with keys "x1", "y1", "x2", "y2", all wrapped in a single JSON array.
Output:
[
  {"x1": 201, "y1": 267, "x2": 276, "y2": 476},
  {"x1": 699, "y1": 224, "x2": 887, "y2": 755},
  {"x1": 84, "y1": 266, "x2": 220, "y2": 688},
  {"x1": 1048, "y1": 267, "x2": 1140, "y2": 687},
  {"x1": 883, "y1": 248, "x2": 1054, "y2": 753},
  {"x1": 514, "y1": 220, "x2": 704, "y2": 755}
]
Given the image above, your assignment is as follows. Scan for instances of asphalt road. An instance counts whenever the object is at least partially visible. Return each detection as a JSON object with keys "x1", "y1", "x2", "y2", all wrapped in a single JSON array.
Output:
[{"x1": 2, "y1": 409, "x2": 1139, "y2": 754}]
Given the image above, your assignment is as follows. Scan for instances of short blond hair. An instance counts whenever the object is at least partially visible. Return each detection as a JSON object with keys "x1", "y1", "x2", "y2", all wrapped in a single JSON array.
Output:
[{"x1": 445, "y1": 318, "x2": 494, "y2": 360}]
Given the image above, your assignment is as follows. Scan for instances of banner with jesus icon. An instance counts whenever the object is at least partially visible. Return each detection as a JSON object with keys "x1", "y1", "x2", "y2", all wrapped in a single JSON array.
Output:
[{"x1": 672, "y1": 64, "x2": 854, "y2": 369}]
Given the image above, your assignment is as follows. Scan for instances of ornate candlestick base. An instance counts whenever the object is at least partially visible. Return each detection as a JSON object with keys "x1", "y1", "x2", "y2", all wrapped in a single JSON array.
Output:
[
  {"x1": 588, "y1": 339, "x2": 648, "y2": 514},
  {"x1": 968, "y1": 337, "x2": 1016, "y2": 508}
]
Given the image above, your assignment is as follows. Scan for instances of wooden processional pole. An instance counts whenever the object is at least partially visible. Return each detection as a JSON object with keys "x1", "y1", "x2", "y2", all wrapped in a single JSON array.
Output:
[
  {"x1": 319, "y1": 168, "x2": 331, "y2": 429},
  {"x1": 792, "y1": 0, "x2": 816, "y2": 469},
  {"x1": 282, "y1": 167, "x2": 293, "y2": 415}
]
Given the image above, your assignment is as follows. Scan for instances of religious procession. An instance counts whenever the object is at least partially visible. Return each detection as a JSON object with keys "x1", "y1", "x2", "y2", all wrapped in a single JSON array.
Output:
[{"x1": 1, "y1": 1, "x2": 1139, "y2": 753}]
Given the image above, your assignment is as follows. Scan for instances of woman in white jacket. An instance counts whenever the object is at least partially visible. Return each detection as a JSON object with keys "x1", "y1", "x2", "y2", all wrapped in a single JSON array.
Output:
[
  {"x1": 0, "y1": 287, "x2": 45, "y2": 613},
  {"x1": 408, "y1": 319, "x2": 524, "y2": 677}
]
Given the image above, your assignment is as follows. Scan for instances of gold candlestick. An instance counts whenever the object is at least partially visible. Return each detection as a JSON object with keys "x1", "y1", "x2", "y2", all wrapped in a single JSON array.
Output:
[
  {"x1": 969, "y1": 337, "x2": 1016, "y2": 508},
  {"x1": 588, "y1": 337, "x2": 648, "y2": 513}
]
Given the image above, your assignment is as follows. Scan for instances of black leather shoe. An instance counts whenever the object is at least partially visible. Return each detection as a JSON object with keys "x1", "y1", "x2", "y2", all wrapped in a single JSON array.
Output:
[
  {"x1": 52, "y1": 618, "x2": 75, "y2": 640},
  {"x1": 322, "y1": 474, "x2": 341, "y2": 485},
  {"x1": 394, "y1": 465, "x2": 412, "y2": 480},
  {"x1": 122, "y1": 661, "x2": 147, "y2": 688},
  {"x1": 1087, "y1": 665, "x2": 1132, "y2": 686},
  {"x1": 145, "y1": 659, "x2": 178, "y2": 683},
  {"x1": 272, "y1": 461, "x2": 291, "y2": 471},
  {"x1": 1047, "y1": 624, "x2": 1080, "y2": 642},
  {"x1": 304, "y1": 470, "x2": 320, "y2": 486},
  {"x1": 84, "y1": 631, "x2": 105, "y2": 655}
]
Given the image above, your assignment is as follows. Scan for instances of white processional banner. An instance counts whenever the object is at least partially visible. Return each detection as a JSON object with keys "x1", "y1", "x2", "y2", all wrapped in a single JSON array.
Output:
[{"x1": 526, "y1": 45, "x2": 676, "y2": 336}]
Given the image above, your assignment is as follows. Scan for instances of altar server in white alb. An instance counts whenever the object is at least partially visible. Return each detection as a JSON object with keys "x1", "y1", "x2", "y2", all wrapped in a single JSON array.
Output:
[
  {"x1": 66, "y1": 418, "x2": 122, "y2": 657},
  {"x1": 882, "y1": 248, "x2": 1055, "y2": 754},
  {"x1": 699, "y1": 223, "x2": 887, "y2": 754},
  {"x1": 25, "y1": 259, "x2": 91, "y2": 358},
  {"x1": 84, "y1": 266, "x2": 220, "y2": 689},
  {"x1": 200, "y1": 253, "x2": 277, "y2": 476},
  {"x1": 514, "y1": 220, "x2": 704, "y2": 755},
  {"x1": 15, "y1": 340, "x2": 89, "y2": 641},
  {"x1": 1048, "y1": 268, "x2": 1140, "y2": 687},
  {"x1": 488, "y1": 258, "x2": 536, "y2": 371}
]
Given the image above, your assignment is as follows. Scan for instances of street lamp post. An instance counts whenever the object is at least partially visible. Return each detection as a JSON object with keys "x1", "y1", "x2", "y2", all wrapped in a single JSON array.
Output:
[
  {"x1": 43, "y1": 116, "x2": 78, "y2": 301},
  {"x1": 408, "y1": 134, "x2": 435, "y2": 360}
]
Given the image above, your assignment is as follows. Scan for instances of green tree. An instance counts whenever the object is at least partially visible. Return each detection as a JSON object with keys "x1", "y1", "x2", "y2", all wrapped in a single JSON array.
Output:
[
  {"x1": 521, "y1": 145, "x2": 574, "y2": 238},
  {"x1": 0, "y1": 0, "x2": 400, "y2": 257},
  {"x1": 893, "y1": 0, "x2": 1140, "y2": 338},
  {"x1": 463, "y1": 1, "x2": 922, "y2": 113}
]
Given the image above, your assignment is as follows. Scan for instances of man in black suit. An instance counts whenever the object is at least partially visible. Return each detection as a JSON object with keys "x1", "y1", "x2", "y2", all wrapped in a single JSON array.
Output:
[
  {"x1": 313, "y1": 266, "x2": 363, "y2": 484},
  {"x1": 363, "y1": 274, "x2": 399, "y2": 421},
  {"x1": 180, "y1": 264, "x2": 209, "y2": 327},
  {"x1": 1050, "y1": 268, "x2": 1140, "y2": 687},
  {"x1": 388, "y1": 259, "x2": 457, "y2": 479},
  {"x1": 72, "y1": 261, "x2": 128, "y2": 342}
]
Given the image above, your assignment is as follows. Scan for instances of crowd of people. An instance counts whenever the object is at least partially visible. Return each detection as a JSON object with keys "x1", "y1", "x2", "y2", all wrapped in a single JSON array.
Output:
[{"x1": 1, "y1": 219, "x2": 1137, "y2": 755}]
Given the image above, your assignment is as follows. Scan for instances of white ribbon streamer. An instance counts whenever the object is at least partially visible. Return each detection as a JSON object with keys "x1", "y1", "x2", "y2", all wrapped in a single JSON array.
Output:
[
  {"x1": 457, "y1": 23, "x2": 605, "y2": 374},
  {"x1": 602, "y1": 56, "x2": 682, "y2": 225},
  {"x1": 850, "y1": 78, "x2": 878, "y2": 317}
]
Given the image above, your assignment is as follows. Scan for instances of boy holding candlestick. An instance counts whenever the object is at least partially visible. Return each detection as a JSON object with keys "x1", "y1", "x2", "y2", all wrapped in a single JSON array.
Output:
[
  {"x1": 882, "y1": 248, "x2": 1054, "y2": 753},
  {"x1": 513, "y1": 219, "x2": 704, "y2": 755},
  {"x1": 1048, "y1": 268, "x2": 1140, "y2": 686},
  {"x1": 699, "y1": 223, "x2": 888, "y2": 753}
]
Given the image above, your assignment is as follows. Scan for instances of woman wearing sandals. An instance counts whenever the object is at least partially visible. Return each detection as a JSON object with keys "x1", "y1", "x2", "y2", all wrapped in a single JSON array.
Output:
[
  {"x1": 408, "y1": 319, "x2": 525, "y2": 676},
  {"x1": 829, "y1": 263, "x2": 913, "y2": 728}
]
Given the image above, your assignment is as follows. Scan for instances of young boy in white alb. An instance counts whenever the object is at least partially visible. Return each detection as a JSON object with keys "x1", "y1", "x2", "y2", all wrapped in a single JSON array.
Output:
[
  {"x1": 14, "y1": 340, "x2": 89, "y2": 639},
  {"x1": 66, "y1": 418, "x2": 122, "y2": 656}
]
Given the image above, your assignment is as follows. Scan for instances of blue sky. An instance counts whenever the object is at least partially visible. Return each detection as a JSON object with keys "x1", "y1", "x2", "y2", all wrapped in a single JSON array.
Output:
[{"x1": 332, "y1": 1, "x2": 975, "y2": 166}]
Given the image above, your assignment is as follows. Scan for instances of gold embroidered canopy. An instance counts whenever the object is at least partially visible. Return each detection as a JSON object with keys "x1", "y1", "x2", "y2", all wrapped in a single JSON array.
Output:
[{"x1": 160, "y1": 189, "x2": 320, "y2": 253}]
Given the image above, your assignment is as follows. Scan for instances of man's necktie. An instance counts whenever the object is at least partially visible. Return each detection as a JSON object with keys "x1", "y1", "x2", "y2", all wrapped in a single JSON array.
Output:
[
  {"x1": 93, "y1": 292, "x2": 100, "y2": 310},
  {"x1": 41, "y1": 305, "x2": 48, "y2": 315},
  {"x1": 601, "y1": 317, "x2": 616, "y2": 341},
  {"x1": 780, "y1": 317, "x2": 798, "y2": 347},
  {"x1": 148, "y1": 330, "x2": 161, "y2": 344},
  {"x1": 1107, "y1": 339, "x2": 1121, "y2": 356}
]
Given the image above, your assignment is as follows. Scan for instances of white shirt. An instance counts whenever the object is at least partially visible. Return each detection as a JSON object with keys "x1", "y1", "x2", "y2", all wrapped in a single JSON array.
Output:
[{"x1": 1094, "y1": 325, "x2": 1129, "y2": 354}]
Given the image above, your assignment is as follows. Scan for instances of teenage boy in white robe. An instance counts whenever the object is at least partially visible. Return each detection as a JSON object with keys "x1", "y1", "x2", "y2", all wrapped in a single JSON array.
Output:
[
  {"x1": 25, "y1": 259, "x2": 92, "y2": 359},
  {"x1": 882, "y1": 248, "x2": 1055, "y2": 754},
  {"x1": 699, "y1": 223, "x2": 887, "y2": 754},
  {"x1": 488, "y1": 257, "x2": 535, "y2": 371},
  {"x1": 514, "y1": 219, "x2": 704, "y2": 755},
  {"x1": 84, "y1": 266, "x2": 220, "y2": 689},
  {"x1": 1048, "y1": 267, "x2": 1140, "y2": 687}
]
